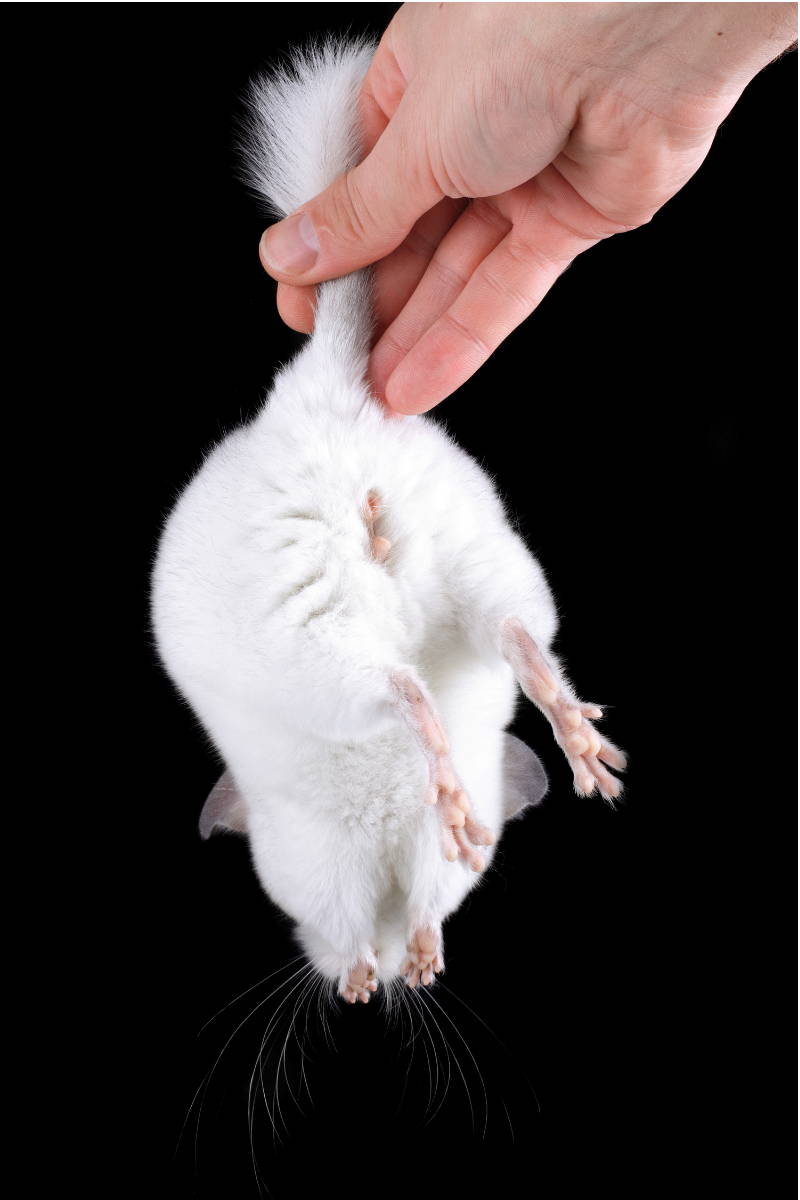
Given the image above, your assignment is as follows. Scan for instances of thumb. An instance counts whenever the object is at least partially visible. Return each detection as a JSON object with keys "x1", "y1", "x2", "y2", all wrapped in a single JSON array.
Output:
[{"x1": 259, "y1": 91, "x2": 443, "y2": 285}]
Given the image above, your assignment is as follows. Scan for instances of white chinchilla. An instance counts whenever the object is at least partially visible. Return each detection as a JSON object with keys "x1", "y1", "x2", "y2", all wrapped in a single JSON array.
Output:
[{"x1": 151, "y1": 38, "x2": 625, "y2": 1005}]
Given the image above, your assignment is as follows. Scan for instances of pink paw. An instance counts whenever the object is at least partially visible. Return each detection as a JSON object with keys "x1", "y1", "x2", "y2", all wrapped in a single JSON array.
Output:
[
  {"x1": 364, "y1": 490, "x2": 392, "y2": 564},
  {"x1": 391, "y1": 668, "x2": 495, "y2": 871},
  {"x1": 339, "y1": 958, "x2": 379, "y2": 1005},
  {"x1": 555, "y1": 700, "x2": 627, "y2": 799},
  {"x1": 401, "y1": 927, "x2": 444, "y2": 989}
]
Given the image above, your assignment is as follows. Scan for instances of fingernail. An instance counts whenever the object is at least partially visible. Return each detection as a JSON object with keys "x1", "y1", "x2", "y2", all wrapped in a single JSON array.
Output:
[{"x1": 260, "y1": 212, "x2": 319, "y2": 275}]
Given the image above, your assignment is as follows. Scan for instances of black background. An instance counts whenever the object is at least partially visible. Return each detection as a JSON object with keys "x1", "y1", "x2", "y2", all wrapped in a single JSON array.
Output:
[{"x1": 94, "y1": 3, "x2": 798, "y2": 1196}]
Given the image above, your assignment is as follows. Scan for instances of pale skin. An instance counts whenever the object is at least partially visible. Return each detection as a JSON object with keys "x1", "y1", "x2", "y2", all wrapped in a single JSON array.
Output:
[{"x1": 259, "y1": 2, "x2": 796, "y2": 414}]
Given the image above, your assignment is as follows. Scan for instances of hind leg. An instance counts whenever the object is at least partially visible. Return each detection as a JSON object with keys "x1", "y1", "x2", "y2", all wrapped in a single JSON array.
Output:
[
  {"x1": 390, "y1": 668, "x2": 494, "y2": 869},
  {"x1": 297, "y1": 924, "x2": 378, "y2": 1004},
  {"x1": 248, "y1": 805, "x2": 383, "y2": 1004},
  {"x1": 395, "y1": 809, "x2": 479, "y2": 989}
]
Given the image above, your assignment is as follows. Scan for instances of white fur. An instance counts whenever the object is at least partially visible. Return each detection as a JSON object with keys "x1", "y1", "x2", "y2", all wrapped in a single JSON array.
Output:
[{"x1": 151, "y1": 41, "x2": 558, "y2": 990}]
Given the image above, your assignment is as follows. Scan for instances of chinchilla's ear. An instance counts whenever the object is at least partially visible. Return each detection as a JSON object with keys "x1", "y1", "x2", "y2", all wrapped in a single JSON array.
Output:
[
  {"x1": 199, "y1": 770, "x2": 248, "y2": 840},
  {"x1": 502, "y1": 733, "x2": 549, "y2": 820}
]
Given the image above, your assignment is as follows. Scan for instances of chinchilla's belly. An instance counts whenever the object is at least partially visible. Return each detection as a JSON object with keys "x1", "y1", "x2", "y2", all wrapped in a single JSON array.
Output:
[
  {"x1": 285, "y1": 711, "x2": 506, "y2": 848},
  {"x1": 296, "y1": 730, "x2": 428, "y2": 842}
]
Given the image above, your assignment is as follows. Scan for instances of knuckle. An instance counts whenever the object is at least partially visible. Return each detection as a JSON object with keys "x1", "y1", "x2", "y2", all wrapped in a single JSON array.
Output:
[
  {"x1": 465, "y1": 198, "x2": 512, "y2": 239},
  {"x1": 546, "y1": 206, "x2": 611, "y2": 244},
  {"x1": 428, "y1": 254, "x2": 470, "y2": 296},
  {"x1": 506, "y1": 233, "x2": 569, "y2": 271},
  {"x1": 323, "y1": 172, "x2": 378, "y2": 246},
  {"x1": 595, "y1": 202, "x2": 657, "y2": 231},
  {"x1": 402, "y1": 224, "x2": 439, "y2": 263},
  {"x1": 481, "y1": 266, "x2": 534, "y2": 313},
  {"x1": 440, "y1": 310, "x2": 490, "y2": 359},
  {"x1": 380, "y1": 326, "x2": 415, "y2": 360}
]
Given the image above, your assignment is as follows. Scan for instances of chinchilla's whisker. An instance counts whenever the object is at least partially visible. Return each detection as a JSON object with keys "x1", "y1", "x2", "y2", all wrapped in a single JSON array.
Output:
[
  {"x1": 276, "y1": 969, "x2": 320, "y2": 1130},
  {"x1": 266, "y1": 965, "x2": 318, "y2": 1142},
  {"x1": 416, "y1": 991, "x2": 441, "y2": 1119},
  {"x1": 247, "y1": 963, "x2": 314, "y2": 1159},
  {"x1": 415, "y1": 992, "x2": 435, "y2": 1116},
  {"x1": 297, "y1": 970, "x2": 324, "y2": 1084},
  {"x1": 437, "y1": 979, "x2": 541, "y2": 1116},
  {"x1": 394, "y1": 979, "x2": 414, "y2": 1047},
  {"x1": 398, "y1": 980, "x2": 413, "y2": 1043},
  {"x1": 177, "y1": 959, "x2": 313, "y2": 1166},
  {"x1": 501, "y1": 1095, "x2": 515, "y2": 1145},
  {"x1": 248, "y1": 963, "x2": 315, "y2": 1150},
  {"x1": 297, "y1": 974, "x2": 324, "y2": 1107},
  {"x1": 395, "y1": 984, "x2": 419, "y2": 1116},
  {"x1": 400, "y1": 980, "x2": 425, "y2": 1052},
  {"x1": 198, "y1": 955, "x2": 305, "y2": 1036},
  {"x1": 250, "y1": 967, "x2": 319, "y2": 1193},
  {"x1": 407, "y1": 983, "x2": 451, "y2": 1125},
  {"x1": 423, "y1": 987, "x2": 489, "y2": 1140},
  {"x1": 316, "y1": 977, "x2": 335, "y2": 1052},
  {"x1": 429, "y1": 1006, "x2": 443, "y2": 1115}
]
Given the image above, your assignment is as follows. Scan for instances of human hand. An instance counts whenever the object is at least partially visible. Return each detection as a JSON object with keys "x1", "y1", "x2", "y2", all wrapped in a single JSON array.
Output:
[{"x1": 259, "y1": 3, "x2": 796, "y2": 414}]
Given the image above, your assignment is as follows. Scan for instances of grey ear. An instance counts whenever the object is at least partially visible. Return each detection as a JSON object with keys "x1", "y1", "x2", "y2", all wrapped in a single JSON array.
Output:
[
  {"x1": 199, "y1": 770, "x2": 249, "y2": 840},
  {"x1": 503, "y1": 733, "x2": 549, "y2": 821}
]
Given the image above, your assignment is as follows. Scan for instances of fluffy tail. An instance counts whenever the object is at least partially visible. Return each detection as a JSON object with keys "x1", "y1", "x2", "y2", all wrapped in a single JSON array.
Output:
[{"x1": 242, "y1": 38, "x2": 376, "y2": 368}]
